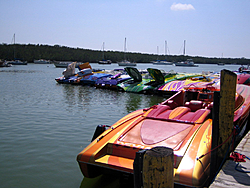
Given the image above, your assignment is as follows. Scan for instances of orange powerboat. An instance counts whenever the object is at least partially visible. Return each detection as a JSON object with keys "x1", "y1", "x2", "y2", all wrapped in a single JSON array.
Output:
[{"x1": 77, "y1": 83, "x2": 250, "y2": 187}]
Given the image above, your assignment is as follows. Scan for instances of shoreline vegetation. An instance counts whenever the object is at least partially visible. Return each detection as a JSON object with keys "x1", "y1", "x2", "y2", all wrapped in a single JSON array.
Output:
[{"x1": 0, "y1": 43, "x2": 249, "y2": 65}]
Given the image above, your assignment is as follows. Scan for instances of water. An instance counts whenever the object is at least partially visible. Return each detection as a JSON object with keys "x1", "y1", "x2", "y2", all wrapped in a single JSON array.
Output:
[{"x1": 0, "y1": 63, "x2": 240, "y2": 188}]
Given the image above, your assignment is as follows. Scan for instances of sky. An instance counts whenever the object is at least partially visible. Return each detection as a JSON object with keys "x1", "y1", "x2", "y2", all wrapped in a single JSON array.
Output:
[{"x1": 0, "y1": 0, "x2": 249, "y2": 59}]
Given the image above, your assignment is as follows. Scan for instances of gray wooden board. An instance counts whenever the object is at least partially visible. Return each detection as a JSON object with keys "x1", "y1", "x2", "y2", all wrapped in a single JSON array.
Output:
[{"x1": 210, "y1": 131, "x2": 250, "y2": 187}]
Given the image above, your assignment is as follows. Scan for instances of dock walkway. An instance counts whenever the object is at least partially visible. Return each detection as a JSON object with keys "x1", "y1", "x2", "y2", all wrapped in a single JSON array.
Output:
[{"x1": 210, "y1": 131, "x2": 250, "y2": 187}]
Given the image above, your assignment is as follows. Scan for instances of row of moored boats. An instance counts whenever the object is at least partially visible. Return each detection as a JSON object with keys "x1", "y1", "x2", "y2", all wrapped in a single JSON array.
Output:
[{"x1": 55, "y1": 62, "x2": 250, "y2": 96}]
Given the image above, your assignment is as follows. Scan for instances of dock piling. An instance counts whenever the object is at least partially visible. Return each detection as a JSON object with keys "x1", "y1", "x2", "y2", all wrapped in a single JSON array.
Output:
[{"x1": 134, "y1": 146, "x2": 174, "y2": 188}]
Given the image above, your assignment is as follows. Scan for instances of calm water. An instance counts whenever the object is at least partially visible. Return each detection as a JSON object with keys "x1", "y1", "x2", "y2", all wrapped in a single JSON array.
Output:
[{"x1": 0, "y1": 63, "x2": 240, "y2": 188}]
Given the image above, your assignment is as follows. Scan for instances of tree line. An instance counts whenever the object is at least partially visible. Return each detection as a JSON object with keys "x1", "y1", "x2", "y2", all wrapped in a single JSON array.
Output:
[{"x1": 0, "y1": 43, "x2": 249, "y2": 65}]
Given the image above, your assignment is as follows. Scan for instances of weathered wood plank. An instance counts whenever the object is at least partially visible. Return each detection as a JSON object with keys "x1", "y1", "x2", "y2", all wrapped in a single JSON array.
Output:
[
  {"x1": 210, "y1": 131, "x2": 250, "y2": 188},
  {"x1": 218, "y1": 69, "x2": 237, "y2": 159}
]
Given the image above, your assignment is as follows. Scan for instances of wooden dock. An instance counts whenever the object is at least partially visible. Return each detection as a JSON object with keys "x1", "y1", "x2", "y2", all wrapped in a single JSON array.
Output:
[{"x1": 210, "y1": 131, "x2": 250, "y2": 188}]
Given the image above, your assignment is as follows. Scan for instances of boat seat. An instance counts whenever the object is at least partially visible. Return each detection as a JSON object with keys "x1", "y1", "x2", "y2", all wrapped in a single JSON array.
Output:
[
  {"x1": 157, "y1": 106, "x2": 191, "y2": 120},
  {"x1": 178, "y1": 109, "x2": 211, "y2": 124},
  {"x1": 146, "y1": 105, "x2": 171, "y2": 118},
  {"x1": 166, "y1": 100, "x2": 178, "y2": 109},
  {"x1": 185, "y1": 100, "x2": 204, "y2": 112}
]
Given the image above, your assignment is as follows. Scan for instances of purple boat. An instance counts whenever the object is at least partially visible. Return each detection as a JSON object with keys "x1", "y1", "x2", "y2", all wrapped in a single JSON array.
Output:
[{"x1": 95, "y1": 72, "x2": 131, "y2": 90}]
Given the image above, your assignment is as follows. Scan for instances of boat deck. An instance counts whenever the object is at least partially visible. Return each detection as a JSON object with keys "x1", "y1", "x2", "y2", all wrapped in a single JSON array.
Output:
[{"x1": 210, "y1": 130, "x2": 250, "y2": 188}]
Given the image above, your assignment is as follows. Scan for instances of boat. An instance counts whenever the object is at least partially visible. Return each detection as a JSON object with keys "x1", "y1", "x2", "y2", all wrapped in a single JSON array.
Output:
[
  {"x1": 77, "y1": 73, "x2": 250, "y2": 187},
  {"x1": 174, "y1": 59, "x2": 198, "y2": 67},
  {"x1": 152, "y1": 60, "x2": 172, "y2": 65},
  {"x1": 116, "y1": 67, "x2": 177, "y2": 94},
  {"x1": 174, "y1": 40, "x2": 198, "y2": 67},
  {"x1": 80, "y1": 73, "x2": 113, "y2": 86},
  {"x1": 118, "y1": 38, "x2": 137, "y2": 66},
  {"x1": 8, "y1": 60, "x2": 27, "y2": 65},
  {"x1": 98, "y1": 60, "x2": 112, "y2": 64},
  {"x1": 117, "y1": 60, "x2": 136, "y2": 66},
  {"x1": 55, "y1": 62, "x2": 77, "y2": 83},
  {"x1": 98, "y1": 42, "x2": 112, "y2": 64},
  {"x1": 217, "y1": 62, "x2": 225, "y2": 66},
  {"x1": 157, "y1": 74, "x2": 220, "y2": 96},
  {"x1": 0, "y1": 60, "x2": 12, "y2": 67},
  {"x1": 55, "y1": 62, "x2": 93, "y2": 85},
  {"x1": 53, "y1": 61, "x2": 83, "y2": 68},
  {"x1": 55, "y1": 62, "x2": 93, "y2": 84},
  {"x1": 152, "y1": 41, "x2": 173, "y2": 65},
  {"x1": 238, "y1": 65, "x2": 250, "y2": 74},
  {"x1": 8, "y1": 34, "x2": 27, "y2": 65},
  {"x1": 34, "y1": 59, "x2": 50, "y2": 64},
  {"x1": 95, "y1": 70, "x2": 131, "y2": 90},
  {"x1": 236, "y1": 72, "x2": 250, "y2": 85}
]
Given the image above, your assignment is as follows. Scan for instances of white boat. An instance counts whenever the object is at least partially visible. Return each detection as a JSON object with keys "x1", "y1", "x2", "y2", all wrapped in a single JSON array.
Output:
[
  {"x1": 8, "y1": 60, "x2": 27, "y2": 65},
  {"x1": 34, "y1": 59, "x2": 50, "y2": 64},
  {"x1": 174, "y1": 59, "x2": 198, "y2": 67},
  {"x1": 152, "y1": 41, "x2": 172, "y2": 65},
  {"x1": 118, "y1": 38, "x2": 137, "y2": 66},
  {"x1": 99, "y1": 60, "x2": 112, "y2": 64},
  {"x1": 53, "y1": 61, "x2": 83, "y2": 68},
  {"x1": 152, "y1": 60, "x2": 172, "y2": 65},
  {"x1": 118, "y1": 60, "x2": 136, "y2": 66}
]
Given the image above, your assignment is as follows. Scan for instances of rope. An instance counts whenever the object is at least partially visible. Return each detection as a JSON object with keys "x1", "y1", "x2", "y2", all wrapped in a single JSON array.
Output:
[
  {"x1": 231, "y1": 152, "x2": 250, "y2": 173},
  {"x1": 196, "y1": 126, "x2": 238, "y2": 160}
]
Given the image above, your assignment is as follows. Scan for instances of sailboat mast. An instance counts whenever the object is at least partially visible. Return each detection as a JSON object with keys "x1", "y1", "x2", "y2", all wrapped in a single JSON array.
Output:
[
  {"x1": 124, "y1": 37, "x2": 127, "y2": 60},
  {"x1": 13, "y1": 33, "x2": 16, "y2": 60},
  {"x1": 157, "y1": 46, "x2": 159, "y2": 60},
  {"x1": 102, "y1": 42, "x2": 105, "y2": 60},
  {"x1": 183, "y1": 40, "x2": 186, "y2": 56},
  {"x1": 165, "y1": 40, "x2": 167, "y2": 60}
]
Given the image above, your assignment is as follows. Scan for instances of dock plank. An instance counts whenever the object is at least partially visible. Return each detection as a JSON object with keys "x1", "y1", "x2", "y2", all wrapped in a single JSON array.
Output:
[{"x1": 210, "y1": 131, "x2": 250, "y2": 187}]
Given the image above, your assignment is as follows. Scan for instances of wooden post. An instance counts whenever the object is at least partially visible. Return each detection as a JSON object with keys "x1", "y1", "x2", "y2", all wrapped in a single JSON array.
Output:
[
  {"x1": 218, "y1": 69, "x2": 237, "y2": 159},
  {"x1": 142, "y1": 147, "x2": 174, "y2": 188},
  {"x1": 210, "y1": 91, "x2": 220, "y2": 182},
  {"x1": 134, "y1": 150, "x2": 147, "y2": 188}
]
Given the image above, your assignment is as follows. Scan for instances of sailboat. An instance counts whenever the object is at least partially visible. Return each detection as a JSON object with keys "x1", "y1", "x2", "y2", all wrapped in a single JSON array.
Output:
[
  {"x1": 174, "y1": 40, "x2": 198, "y2": 67},
  {"x1": 98, "y1": 42, "x2": 112, "y2": 64},
  {"x1": 8, "y1": 34, "x2": 27, "y2": 65},
  {"x1": 152, "y1": 41, "x2": 172, "y2": 65},
  {"x1": 118, "y1": 38, "x2": 136, "y2": 66}
]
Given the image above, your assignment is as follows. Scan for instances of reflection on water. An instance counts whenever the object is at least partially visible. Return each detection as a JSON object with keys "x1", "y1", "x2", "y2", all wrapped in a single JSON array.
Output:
[
  {"x1": 80, "y1": 175, "x2": 120, "y2": 188},
  {"x1": 60, "y1": 84, "x2": 167, "y2": 115}
]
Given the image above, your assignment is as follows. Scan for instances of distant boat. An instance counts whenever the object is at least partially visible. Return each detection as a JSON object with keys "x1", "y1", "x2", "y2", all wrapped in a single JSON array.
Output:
[
  {"x1": 152, "y1": 60, "x2": 173, "y2": 65},
  {"x1": 8, "y1": 60, "x2": 27, "y2": 65},
  {"x1": 98, "y1": 42, "x2": 112, "y2": 64},
  {"x1": 217, "y1": 62, "x2": 225, "y2": 66},
  {"x1": 174, "y1": 41, "x2": 198, "y2": 67},
  {"x1": 99, "y1": 60, "x2": 112, "y2": 64},
  {"x1": 118, "y1": 60, "x2": 136, "y2": 66},
  {"x1": 0, "y1": 60, "x2": 12, "y2": 67},
  {"x1": 152, "y1": 41, "x2": 172, "y2": 65},
  {"x1": 118, "y1": 38, "x2": 137, "y2": 66},
  {"x1": 8, "y1": 34, "x2": 27, "y2": 65},
  {"x1": 53, "y1": 61, "x2": 83, "y2": 68},
  {"x1": 34, "y1": 59, "x2": 50, "y2": 64},
  {"x1": 174, "y1": 59, "x2": 198, "y2": 67}
]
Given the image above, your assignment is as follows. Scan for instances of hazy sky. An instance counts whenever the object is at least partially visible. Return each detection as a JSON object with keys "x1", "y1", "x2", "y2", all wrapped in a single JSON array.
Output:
[{"x1": 1, "y1": 0, "x2": 249, "y2": 58}]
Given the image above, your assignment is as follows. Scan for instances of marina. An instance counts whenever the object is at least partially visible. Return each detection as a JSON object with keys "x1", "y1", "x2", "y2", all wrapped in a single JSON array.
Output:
[{"x1": 0, "y1": 63, "x2": 249, "y2": 188}]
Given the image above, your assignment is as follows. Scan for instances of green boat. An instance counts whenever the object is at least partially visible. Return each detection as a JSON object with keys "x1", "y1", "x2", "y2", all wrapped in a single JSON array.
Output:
[{"x1": 116, "y1": 67, "x2": 177, "y2": 94}]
